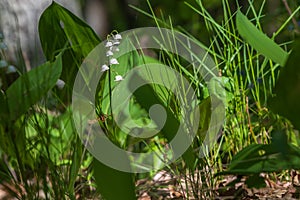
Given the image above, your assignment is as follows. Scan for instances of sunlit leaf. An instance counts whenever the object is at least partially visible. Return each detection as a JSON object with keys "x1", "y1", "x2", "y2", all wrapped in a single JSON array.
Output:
[
  {"x1": 217, "y1": 131, "x2": 300, "y2": 175},
  {"x1": 6, "y1": 53, "x2": 62, "y2": 120},
  {"x1": 236, "y1": 11, "x2": 288, "y2": 66},
  {"x1": 39, "y1": 2, "x2": 100, "y2": 102}
]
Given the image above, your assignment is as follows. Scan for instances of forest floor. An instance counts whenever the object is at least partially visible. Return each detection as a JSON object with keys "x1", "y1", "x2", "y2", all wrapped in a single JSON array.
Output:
[
  {"x1": 136, "y1": 171, "x2": 300, "y2": 200},
  {"x1": 1, "y1": 173, "x2": 300, "y2": 200}
]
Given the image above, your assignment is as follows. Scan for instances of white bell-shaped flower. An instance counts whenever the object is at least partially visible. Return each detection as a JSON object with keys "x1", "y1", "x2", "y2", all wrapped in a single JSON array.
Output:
[
  {"x1": 6, "y1": 65, "x2": 17, "y2": 74},
  {"x1": 56, "y1": 79, "x2": 65, "y2": 90},
  {"x1": 105, "y1": 41, "x2": 113, "y2": 47},
  {"x1": 109, "y1": 58, "x2": 119, "y2": 65},
  {"x1": 106, "y1": 50, "x2": 113, "y2": 57},
  {"x1": 114, "y1": 75, "x2": 123, "y2": 82},
  {"x1": 114, "y1": 33, "x2": 122, "y2": 40},
  {"x1": 101, "y1": 64, "x2": 109, "y2": 72}
]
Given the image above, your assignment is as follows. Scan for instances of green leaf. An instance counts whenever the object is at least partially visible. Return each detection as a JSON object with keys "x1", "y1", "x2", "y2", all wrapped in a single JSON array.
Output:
[
  {"x1": 217, "y1": 131, "x2": 300, "y2": 175},
  {"x1": 93, "y1": 159, "x2": 136, "y2": 200},
  {"x1": 38, "y1": 1, "x2": 100, "y2": 102},
  {"x1": 269, "y1": 39, "x2": 300, "y2": 130},
  {"x1": 236, "y1": 11, "x2": 288, "y2": 66},
  {"x1": 6, "y1": 53, "x2": 62, "y2": 121},
  {"x1": 68, "y1": 136, "x2": 83, "y2": 199},
  {"x1": 245, "y1": 175, "x2": 266, "y2": 189},
  {"x1": 128, "y1": 72, "x2": 197, "y2": 169},
  {"x1": 39, "y1": 2, "x2": 100, "y2": 59},
  {"x1": 198, "y1": 97, "x2": 211, "y2": 136}
]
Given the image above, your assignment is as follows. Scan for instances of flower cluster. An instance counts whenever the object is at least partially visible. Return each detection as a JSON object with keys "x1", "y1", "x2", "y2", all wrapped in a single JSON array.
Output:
[
  {"x1": 101, "y1": 32, "x2": 123, "y2": 82},
  {"x1": 0, "y1": 32, "x2": 17, "y2": 89}
]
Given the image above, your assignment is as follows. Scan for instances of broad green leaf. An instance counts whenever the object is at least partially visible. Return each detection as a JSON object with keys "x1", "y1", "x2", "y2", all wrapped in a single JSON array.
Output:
[
  {"x1": 93, "y1": 159, "x2": 136, "y2": 200},
  {"x1": 39, "y1": 2, "x2": 100, "y2": 59},
  {"x1": 269, "y1": 39, "x2": 300, "y2": 130},
  {"x1": 39, "y1": 2, "x2": 100, "y2": 102},
  {"x1": 217, "y1": 131, "x2": 300, "y2": 175},
  {"x1": 128, "y1": 72, "x2": 197, "y2": 169},
  {"x1": 6, "y1": 53, "x2": 62, "y2": 121},
  {"x1": 236, "y1": 11, "x2": 288, "y2": 66}
]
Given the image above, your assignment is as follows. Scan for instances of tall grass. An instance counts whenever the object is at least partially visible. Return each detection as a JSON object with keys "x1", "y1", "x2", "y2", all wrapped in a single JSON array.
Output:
[{"x1": 132, "y1": 0, "x2": 298, "y2": 198}]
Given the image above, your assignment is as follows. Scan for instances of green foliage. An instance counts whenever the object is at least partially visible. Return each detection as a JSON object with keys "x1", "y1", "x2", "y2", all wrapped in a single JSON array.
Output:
[
  {"x1": 5, "y1": 53, "x2": 62, "y2": 121},
  {"x1": 129, "y1": 72, "x2": 197, "y2": 169},
  {"x1": 0, "y1": 62, "x2": 83, "y2": 199},
  {"x1": 93, "y1": 160, "x2": 136, "y2": 200},
  {"x1": 219, "y1": 9, "x2": 300, "y2": 189},
  {"x1": 39, "y1": 1, "x2": 100, "y2": 102},
  {"x1": 270, "y1": 39, "x2": 300, "y2": 130},
  {"x1": 236, "y1": 11, "x2": 289, "y2": 66},
  {"x1": 218, "y1": 130, "x2": 300, "y2": 175},
  {"x1": 0, "y1": 0, "x2": 299, "y2": 198}
]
